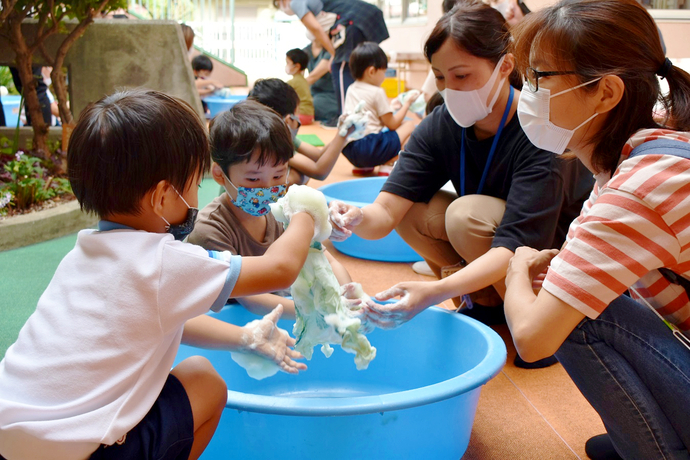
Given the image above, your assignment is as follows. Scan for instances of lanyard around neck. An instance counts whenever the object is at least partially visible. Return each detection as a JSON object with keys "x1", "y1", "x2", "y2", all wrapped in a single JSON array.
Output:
[{"x1": 460, "y1": 85, "x2": 514, "y2": 196}]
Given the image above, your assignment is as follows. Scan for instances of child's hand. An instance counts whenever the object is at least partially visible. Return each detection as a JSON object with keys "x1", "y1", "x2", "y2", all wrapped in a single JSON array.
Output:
[{"x1": 239, "y1": 305, "x2": 307, "y2": 374}]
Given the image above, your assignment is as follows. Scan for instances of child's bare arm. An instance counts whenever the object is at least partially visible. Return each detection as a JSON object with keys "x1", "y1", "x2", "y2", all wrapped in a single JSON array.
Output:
[
  {"x1": 380, "y1": 96, "x2": 416, "y2": 131},
  {"x1": 325, "y1": 249, "x2": 352, "y2": 284},
  {"x1": 289, "y1": 131, "x2": 349, "y2": 181},
  {"x1": 296, "y1": 141, "x2": 322, "y2": 161},
  {"x1": 236, "y1": 294, "x2": 296, "y2": 319},
  {"x1": 231, "y1": 212, "x2": 315, "y2": 296}
]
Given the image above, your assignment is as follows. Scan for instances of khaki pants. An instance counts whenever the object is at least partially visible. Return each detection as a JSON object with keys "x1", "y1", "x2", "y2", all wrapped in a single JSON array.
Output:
[{"x1": 396, "y1": 191, "x2": 507, "y2": 302}]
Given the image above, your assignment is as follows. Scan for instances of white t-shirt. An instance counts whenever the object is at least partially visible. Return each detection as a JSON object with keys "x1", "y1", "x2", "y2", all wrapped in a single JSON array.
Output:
[
  {"x1": 0, "y1": 224, "x2": 241, "y2": 460},
  {"x1": 344, "y1": 80, "x2": 392, "y2": 138}
]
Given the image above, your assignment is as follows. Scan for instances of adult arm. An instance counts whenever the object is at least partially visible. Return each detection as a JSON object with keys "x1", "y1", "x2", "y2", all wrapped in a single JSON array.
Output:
[
  {"x1": 330, "y1": 191, "x2": 414, "y2": 242},
  {"x1": 301, "y1": 11, "x2": 336, "y2": 57},
  {"x1": 504, "y1": 247, "x2": 585, "y2": 362},
  {"x1": 371, "y1": 246, "x2": 514, "y2": 327},
  {"x1": 306, "y1": 57, "x2": 331, "y2": 85}
]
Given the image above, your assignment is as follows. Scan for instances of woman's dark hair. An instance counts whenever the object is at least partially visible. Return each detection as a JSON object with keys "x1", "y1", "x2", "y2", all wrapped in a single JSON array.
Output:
[
  {"x1": 286, "y1": 48, "x2": 309, "y2": 72},
  {"x1": 209, "y1": 100, "x2": 293, "y2": 175},
  {"x1": 349, "y1": 42, "x2": 388, "y2": 80},
  {"x1": 68, "y1": 89, "x2": 210, "y2": 217},
  {"x1": 512, "y1": 0, "x2": 690, "y2": 174},
  {"x1": 425, "y1": 2, "x2": 521, "y2": 89},
  {"x1": 248, "y1": 78, "x2": 300, "y2": 118}
]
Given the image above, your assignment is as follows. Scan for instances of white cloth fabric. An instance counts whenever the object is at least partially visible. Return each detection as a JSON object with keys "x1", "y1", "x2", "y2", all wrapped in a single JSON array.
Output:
[{"x1": 0, "y1": 227, "x2": 241, "y2": 460}]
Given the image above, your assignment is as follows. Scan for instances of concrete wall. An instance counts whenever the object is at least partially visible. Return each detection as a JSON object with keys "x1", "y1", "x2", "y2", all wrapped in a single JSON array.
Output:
[{"x1": 0, "y1": 19, "x2": 205, "y2": 122}]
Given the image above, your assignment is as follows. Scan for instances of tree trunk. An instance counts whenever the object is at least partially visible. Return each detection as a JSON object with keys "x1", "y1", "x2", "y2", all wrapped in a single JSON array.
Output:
[{"x1": 6, "y1": 13, "x2": 49, "y2": 156}]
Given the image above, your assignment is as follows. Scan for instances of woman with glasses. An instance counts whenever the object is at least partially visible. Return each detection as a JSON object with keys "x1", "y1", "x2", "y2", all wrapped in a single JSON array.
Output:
[
  {"x1": 504, "y1": 0, "x2": 690, "y2": 457},
  {"x1": 329, "y1": 1, "x2": 592, "y2": 367}
]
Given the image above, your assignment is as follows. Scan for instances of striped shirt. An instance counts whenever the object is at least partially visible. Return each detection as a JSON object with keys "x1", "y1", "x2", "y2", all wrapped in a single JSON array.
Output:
[{"x1": 543, "y1": 129, "x2": 690, "y2": 337}]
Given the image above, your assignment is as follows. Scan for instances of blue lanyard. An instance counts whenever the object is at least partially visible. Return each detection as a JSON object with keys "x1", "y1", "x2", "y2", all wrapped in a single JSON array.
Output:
[{"x1": 460, "y1": 85, "x2": 514, "y2": 196}]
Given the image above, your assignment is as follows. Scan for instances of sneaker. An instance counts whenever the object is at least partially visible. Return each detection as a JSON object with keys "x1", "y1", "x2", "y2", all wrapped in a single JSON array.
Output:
[
  {"x1": 513, "y1": 354, "x2": 558, "y2": 369},
  {"x1": 321, "y1": 116, "x2": 339, "y2": 129},
  {"x1": 378, "y1": 165, "x2": 394, "y2": 176},
  {"x1": 585, "y1": 434, "x2": 623, "y2": 460},
  {"x1": 352, "y1": 167, "x2": 375, "y2": 176},
  {"x1": 412, "y1": 261, "x2": 434, "y2": 276}
]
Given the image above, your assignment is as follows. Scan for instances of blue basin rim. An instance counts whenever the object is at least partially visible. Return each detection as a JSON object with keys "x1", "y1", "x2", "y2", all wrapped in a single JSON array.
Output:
[
  {"x1": 318, "y1": 177, "x2": 384, "y2": 209},
  {"x1": 224, "y1": 307, "x2": 507, "y2": 416}
]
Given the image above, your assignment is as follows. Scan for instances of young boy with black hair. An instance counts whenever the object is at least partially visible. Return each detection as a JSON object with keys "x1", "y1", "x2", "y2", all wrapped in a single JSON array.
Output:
[
  {"x1": 343, "y1": 41, "x2": 418, "y2": 176},
  {"x1": 285, "y1": 48, "x2": 315, "y2": 125},
  {"x1": 248, "y1": 78, "x2": 352, "y2": 185},
  {"x1": 0, "y1": 90, "x2": 315, "y2": 460},
  {"x1": 188, "y1": 100, "x2": 351, "y2": 318},
  {"x1": 192, "y1": 54, "x2": 223, "y2": 99}
]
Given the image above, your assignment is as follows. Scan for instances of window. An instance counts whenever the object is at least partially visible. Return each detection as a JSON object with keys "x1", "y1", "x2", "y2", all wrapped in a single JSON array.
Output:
[
  {"x1": 639, "y1": 0, "x2": 690, "y2": 19},
  {"x1": 364, "y1": 0, "x2": 428, "y2": 22}
]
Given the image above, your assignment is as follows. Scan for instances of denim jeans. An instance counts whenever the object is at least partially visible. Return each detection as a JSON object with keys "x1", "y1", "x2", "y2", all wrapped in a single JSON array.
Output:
[{"x1": 555, "y1": 294, "x2": 690, "y2": 459}]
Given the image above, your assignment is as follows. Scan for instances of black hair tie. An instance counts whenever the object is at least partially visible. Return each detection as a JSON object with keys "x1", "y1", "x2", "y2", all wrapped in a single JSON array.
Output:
[{"x1": 657, "y1": 57, "x2": 673, "y2": 79}]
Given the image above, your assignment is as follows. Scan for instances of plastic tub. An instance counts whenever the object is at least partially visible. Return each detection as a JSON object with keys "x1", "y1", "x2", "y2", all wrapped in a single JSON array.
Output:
[
  {"x1": 204, "y1": 95, "x2": 246, "y2": 118},
  {"x1": 173, "y1": 305, "x2": 506, "y2": 460},
  {"x1": 319, "y1": 177, "x2": 423, "y2": 262},
  {"x1": 1, "y1": 95, "x2": 22, "y2": 127}
]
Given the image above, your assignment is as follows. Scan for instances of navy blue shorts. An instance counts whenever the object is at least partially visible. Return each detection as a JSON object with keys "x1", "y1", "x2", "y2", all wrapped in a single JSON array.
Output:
[
  {"x1": 342, "y1": 130, "x2": 401, "y2": 168},
  {"x1": 89, "y1": 374, "x2": 194, "y2": 460}
]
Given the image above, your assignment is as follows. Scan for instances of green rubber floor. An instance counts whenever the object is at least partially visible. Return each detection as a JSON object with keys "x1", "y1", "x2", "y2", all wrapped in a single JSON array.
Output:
[{"x1": 0, "y1": 178, "x2": 222, "y2": 359}]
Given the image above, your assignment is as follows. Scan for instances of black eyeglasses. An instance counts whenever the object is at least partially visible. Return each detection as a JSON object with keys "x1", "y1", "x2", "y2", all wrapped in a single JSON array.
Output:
[{"x1": 525, "y1": 67, "x2": 577, "y2": 92}]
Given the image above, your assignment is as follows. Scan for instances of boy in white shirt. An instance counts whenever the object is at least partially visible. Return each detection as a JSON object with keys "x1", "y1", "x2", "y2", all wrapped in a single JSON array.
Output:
[
  {"x1": 0, "y1": 89, "x2": 317, "y2": 460},
  {"x1": 342, "y1": 42, "x2": 418, "y2": 176}
]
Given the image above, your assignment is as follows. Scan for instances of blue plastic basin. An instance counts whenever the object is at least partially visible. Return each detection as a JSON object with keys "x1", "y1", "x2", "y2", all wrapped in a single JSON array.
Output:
[
  {"x1": 204, "y1": 95, "x2": 246, "y2": 118},
  {"x1": 1, "y1": 95, "x2": 22, "y2": 127},
  {"x1": 174, "y1": 305, "x2": 506, "y2": 460},
  {"x1": 319, "y1": 177, "x2": 424, "y2": 262}
]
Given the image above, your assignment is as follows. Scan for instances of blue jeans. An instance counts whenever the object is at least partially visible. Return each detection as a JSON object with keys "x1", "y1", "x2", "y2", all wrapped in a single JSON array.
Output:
[{"x1": 555, "y1": 295, "x2": 690, "y2": 459}]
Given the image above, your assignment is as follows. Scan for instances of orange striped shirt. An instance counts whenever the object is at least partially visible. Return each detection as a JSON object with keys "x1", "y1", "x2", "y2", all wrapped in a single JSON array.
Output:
[{"x1": 543, "y1": 129, "x2": 690, "y2": 336}]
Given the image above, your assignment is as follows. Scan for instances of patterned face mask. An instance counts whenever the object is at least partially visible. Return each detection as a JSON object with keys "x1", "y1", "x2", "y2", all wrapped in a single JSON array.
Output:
[
  {"x1": 222, "y1": 168, "x2": 289, "y2": 217},
  {"x1": 155, "y1": 187, "x2": 198, "y2": 241}
]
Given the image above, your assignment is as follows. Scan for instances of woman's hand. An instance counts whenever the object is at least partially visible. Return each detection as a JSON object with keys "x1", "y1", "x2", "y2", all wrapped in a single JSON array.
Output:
[
  {"x1": 367, "y1": 281, "x2": 443, "y2": 329},
  {"x1": 328, "y1": 200, "x2": 364, "y2": 241},
  {"x1": 506, "y1": 247, "x2": 559, "y2": 288},
  {"x1": 239, "y1": 304, "x2": 307, "y2": 374}
]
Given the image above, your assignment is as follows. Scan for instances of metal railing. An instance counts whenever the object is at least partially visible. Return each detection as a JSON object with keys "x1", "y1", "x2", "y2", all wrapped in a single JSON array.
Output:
[{"x1": 128, "y1": 0, "x2": 310, "y2": 84}]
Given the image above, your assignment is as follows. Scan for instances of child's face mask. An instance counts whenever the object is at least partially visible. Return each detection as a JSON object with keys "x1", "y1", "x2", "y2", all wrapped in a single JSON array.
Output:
[
  {"x1": 222, "y1": 168, "x2": 289, "y2": 217},
  {"x1": 156, "y1": 187, "x2": 198, "y2": 241}
]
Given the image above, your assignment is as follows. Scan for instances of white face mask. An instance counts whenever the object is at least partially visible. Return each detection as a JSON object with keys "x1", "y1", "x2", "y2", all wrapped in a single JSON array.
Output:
[
  {"x1": 517, "y1": 78, "x2": 601, "y2": 155},
  {"x1": 440, "y1": 55, "x2": 506, "y2": 128}
]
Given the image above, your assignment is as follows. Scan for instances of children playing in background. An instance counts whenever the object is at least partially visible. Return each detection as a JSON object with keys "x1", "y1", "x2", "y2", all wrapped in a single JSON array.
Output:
[
  {"x1": 285, "y1": 48, "x2": 315, "y2": 125},
  {"x1": 188, "y1": 100, "x2": 352, "y2": 319},
  {"x1": 342, "y1": 42, "x2": 419, "y2": 176},
  {"x1": 0, "y1": 90, "x2": 315, "y2": 460},
  {"x1": 192, "y1": 54, "x2": 224, "y2": 100},
  {"x1": 248, "y1": 78, "x2": 353, "y2": 185}
]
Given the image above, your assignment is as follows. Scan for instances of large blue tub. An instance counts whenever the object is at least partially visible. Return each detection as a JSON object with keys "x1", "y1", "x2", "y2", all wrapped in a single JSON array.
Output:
[
  {"x1": 319, "y1": 177, "x2": 424, "y2": 262},
  {"x1": 174, "y1": 305, "x2": 506, "y2": 459}
]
